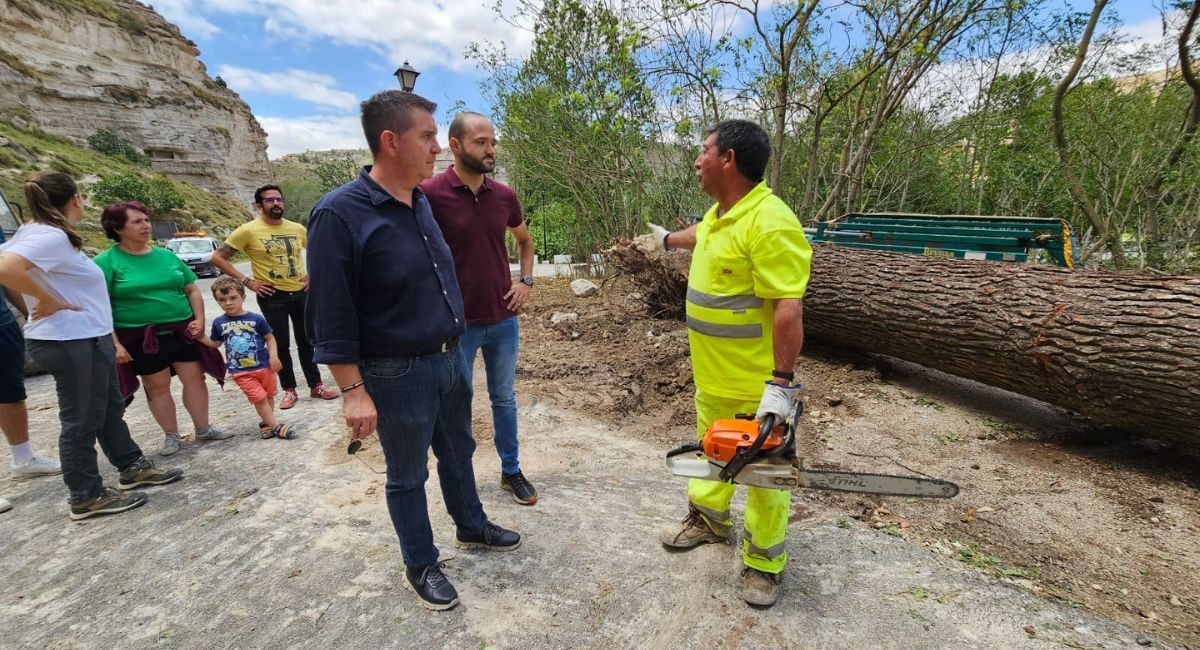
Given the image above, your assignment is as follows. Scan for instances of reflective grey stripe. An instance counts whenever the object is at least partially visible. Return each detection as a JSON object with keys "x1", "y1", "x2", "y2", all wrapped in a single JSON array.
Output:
[
  {"x1": 686, "y1": 315, "x2": 763, "y2": 339},
  {"x1": 687, "y1": 286, "x2": 763, "y2": 311},
  {"x1": 743, "y1": 531, "x2": 787, "y2": 559},
  {"x1": 691, "y1": 503, "x2": 732, "y2": 526}
]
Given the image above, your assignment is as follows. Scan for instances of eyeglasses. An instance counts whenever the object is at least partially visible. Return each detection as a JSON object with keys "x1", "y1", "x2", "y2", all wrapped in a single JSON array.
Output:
[{"x1": 261, "y1": 197, "x2": 285, "y2": 204}]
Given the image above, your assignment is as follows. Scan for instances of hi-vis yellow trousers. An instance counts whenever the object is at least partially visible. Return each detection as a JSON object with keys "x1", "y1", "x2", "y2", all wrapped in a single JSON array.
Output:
[{"x1": 686, "y1": 390, "x2": 790, "y2": 574}]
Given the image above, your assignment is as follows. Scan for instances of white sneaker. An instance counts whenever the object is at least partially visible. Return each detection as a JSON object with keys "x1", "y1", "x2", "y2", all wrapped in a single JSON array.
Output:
[
  {"x1": 0, "y1": 496, "x2": 11, "y2": 513},
  {"x1": 159, "y1": 433, "x2": 182, "y2": 457},
  {"x1": 11, "y1": 454, "x2": 62, "y2": 479}
]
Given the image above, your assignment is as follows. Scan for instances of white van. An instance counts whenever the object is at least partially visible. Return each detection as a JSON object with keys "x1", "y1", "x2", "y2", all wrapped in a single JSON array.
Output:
[{"x1": 165, "y1": 231, "x2": 221, "y2": 278}]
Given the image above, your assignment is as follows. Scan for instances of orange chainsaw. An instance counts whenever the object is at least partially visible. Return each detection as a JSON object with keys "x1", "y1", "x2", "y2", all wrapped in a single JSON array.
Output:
[{"x1": 665, "y1": 401, "x2": 959, "y2": 498}]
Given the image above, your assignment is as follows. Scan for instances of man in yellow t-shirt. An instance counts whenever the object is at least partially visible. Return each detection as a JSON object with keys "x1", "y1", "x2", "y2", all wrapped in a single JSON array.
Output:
[
  {"x1": 636, "y1": 120, "x2": 812, "y2": 608},
  {"x1": 211, "y1": 185, "x2": 338, "y2": 408}
]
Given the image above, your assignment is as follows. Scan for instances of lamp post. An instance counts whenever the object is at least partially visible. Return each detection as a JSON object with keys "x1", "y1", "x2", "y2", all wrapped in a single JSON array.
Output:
[{"x1": 394, "y1": 61, "x2": 420, "y2": 92}]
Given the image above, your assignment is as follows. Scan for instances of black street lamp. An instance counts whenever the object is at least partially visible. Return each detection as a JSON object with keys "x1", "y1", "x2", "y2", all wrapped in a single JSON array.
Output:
[{"x1": 394, "y1": 61, "x2": 420, "y2": 92}]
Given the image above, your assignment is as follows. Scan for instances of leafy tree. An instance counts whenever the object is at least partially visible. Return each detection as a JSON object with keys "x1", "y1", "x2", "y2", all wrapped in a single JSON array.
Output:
[{"x1": 313, "y1": 152, "x2": 361, "y2": 193}]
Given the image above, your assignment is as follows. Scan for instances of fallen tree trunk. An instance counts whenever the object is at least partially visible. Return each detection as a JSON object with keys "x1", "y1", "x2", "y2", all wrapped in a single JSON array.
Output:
[{"x1": 609, "y1": 244, "x2": 1200, "y2": 441}]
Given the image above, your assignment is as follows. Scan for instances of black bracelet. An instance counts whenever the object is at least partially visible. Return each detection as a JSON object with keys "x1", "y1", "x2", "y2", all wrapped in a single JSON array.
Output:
[
  {"x1": 772, "y1": 369, "x2": 795, "y2": 382},
  {"x1": 339, "y1": 380, "x2": 364, "y2": 393},
  {"x1": 662, "y1": 232, "x2": 672, "y2": 251}
]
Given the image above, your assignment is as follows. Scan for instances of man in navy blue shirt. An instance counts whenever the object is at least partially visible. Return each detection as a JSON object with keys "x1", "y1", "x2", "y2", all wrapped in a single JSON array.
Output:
[{"x1": 306, "y1": 90, "x2": 521, "y2": 612}]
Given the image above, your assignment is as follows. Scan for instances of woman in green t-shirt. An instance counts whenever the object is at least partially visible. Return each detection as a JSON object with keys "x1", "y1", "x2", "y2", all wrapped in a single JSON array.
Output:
[{"x1": 94, "y1": 202, "x2": 231, "y2": 457}]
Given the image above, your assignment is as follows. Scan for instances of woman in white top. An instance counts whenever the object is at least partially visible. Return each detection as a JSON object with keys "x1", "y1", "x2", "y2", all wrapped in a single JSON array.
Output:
[{"x1": 0, "y1": 172, "x2": 183, "y2": 520}]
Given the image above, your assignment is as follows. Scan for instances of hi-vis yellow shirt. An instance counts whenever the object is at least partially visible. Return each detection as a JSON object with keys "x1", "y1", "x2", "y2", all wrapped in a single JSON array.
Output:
[
  {"x1": 225, "y1": 218, "x2": 308, "y2": 292},
  {"x1": 687, "y1": 182, "x2": 812, "y2": 400}
]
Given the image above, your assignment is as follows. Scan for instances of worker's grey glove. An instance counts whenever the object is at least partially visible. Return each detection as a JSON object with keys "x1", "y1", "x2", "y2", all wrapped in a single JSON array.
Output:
[
  {"x1": 633, "y1": 223, "x2": 671, "y2": 253},
  {"x1": 756, "y1": 381, "x2": 802, "y2": 424}
]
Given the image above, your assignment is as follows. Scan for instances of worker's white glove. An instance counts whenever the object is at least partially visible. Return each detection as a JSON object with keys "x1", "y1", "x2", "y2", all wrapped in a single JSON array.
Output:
[
  {"x1": 633, "y1": 223, "x2": 671, "y2": 253},
  {"x1": 756, "y1": 381, "x2": 802, "y2": 425}
]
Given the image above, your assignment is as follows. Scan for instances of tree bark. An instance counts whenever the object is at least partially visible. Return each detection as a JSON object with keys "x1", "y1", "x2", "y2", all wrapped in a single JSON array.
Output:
[
  {"x1": 803, "y1": 246, "x2": 1200, "y2": 441},
  {"x1": 612, "y1": 244, "x2": 1200, "y2": 441}
]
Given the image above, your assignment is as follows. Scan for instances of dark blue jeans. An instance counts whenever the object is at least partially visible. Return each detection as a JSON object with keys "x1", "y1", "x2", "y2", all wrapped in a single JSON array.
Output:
[
  {"x1": 362, "y1": 347, "x2": 488, "y2": 569},
  {"x1": 458, "y1": 316, "x2": 521, "y2": 475}
]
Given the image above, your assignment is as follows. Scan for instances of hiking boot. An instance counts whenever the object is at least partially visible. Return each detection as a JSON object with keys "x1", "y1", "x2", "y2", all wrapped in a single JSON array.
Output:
[
  {"x1": 117, "y1": 457, "x2": 184, "y2": 490},
  {"x1": 500, "y1": 471, "x2": 538, "y2": 505},
  {"x1": 741, "y1": 566, "x2": 781, "y2": 607},
  {"x1": 0, "y1": 497, "x2": 11, "y2": 514},
  {"x1": 279, "y1": 389, "x2": 299, "y2": 410},
  {"x1": 310, "y1": 383, "x2": 339, "y2": 400},
  {"x1": 69, "y1": 487, "x2": 147, "y2": 521},
  {"x1": 455, "y1": 521, "x2": 522, "y2": 551},
  {"x1": 273, "y1": 423, "x2": 296, "y2": 439},
  {"x1": 660, "y1": 508, "x2": 728, "y2": 549},
  {"x1": 158, "y1": 432, "x2": 182, "y2": 457},
  {"x1": 195, "y1": 425, "x2": 233, "y2": 441},
  {"x1": 403, "y1": 562, "x2": 459, "y2": 611},
  {"x1": 11, "y1": 453, "x2": 62, "y2": 479}
]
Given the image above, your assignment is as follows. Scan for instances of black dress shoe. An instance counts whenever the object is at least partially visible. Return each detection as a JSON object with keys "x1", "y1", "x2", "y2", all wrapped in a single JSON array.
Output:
[
  {"x1": 404, "y1": 563, "x2": 459, "y2": 610},
  {"x1": 455, "y1": 520, "x2": 522, "y2": 551}
]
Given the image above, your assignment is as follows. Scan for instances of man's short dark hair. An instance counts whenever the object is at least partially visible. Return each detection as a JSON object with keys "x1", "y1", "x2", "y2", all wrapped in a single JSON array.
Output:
[
  {"x1": 254, "y1": 184, "x2": 283, "y2": 205},
  {"x1": 361, "y1": 91, "x2": 438, "y2": 156},
  {"x1": 708, "y1": 120, "x2": 771, "y2": 183},
  {"x1": 448, "y1": 111, "x2": 487, "y2": 143}
]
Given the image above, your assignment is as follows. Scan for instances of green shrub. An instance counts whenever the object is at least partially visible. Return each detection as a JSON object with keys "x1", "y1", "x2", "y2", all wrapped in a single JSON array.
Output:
[
  {"x1": 87, "y1": 129, "x2": 150, "y2": 167},
  {"x1": 90, "y1": 173, "x2": 184, "y2": 213}
]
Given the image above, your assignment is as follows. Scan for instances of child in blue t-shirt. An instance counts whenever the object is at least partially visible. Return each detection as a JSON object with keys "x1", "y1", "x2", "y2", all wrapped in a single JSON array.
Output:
[{"x1": 196, "y1": 276, "x2": 294, "y2": 439}]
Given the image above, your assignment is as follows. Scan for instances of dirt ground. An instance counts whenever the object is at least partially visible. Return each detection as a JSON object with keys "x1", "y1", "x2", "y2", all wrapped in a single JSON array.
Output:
[
  {"x1": 1, "y1": 271, "x2": 1195, "y2": 648},
  {"x1": 517, "y1": 276, "x2": 1200, "y2": 648}
]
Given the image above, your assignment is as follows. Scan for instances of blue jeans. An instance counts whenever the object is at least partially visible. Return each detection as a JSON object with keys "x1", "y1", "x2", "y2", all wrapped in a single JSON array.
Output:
[
  {"x1": 458, "y1": 317, "x2": 520, "y2": 475},
  {"x1": 361, "y1": 347, "x2": 489, "y2": 569}
]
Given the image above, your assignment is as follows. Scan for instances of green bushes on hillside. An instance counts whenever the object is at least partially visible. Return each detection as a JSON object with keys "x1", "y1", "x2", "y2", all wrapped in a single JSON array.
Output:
[
  {"x1": 87, "y1": 129, "x2": 150, "y2": 167},
  {"x1": 90, "y1": 173, "x2": 184, "y2": 213}
]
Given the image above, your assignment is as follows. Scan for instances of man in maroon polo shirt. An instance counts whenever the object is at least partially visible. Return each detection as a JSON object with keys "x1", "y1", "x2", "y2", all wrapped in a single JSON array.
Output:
[{"x1": 420, "y1": 112, "x2": 539, "y2": 505}]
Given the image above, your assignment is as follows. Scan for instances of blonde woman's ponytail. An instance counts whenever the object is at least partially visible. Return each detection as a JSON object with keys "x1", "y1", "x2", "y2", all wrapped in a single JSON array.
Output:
[{"x1": 24, "y1": 171, "x2": 83, "y2": 249}]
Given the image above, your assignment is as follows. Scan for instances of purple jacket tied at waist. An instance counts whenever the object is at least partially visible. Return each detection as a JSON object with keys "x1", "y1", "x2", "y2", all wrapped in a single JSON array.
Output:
[{"x1": 116, "y1": 320, "x2": 226, "y2": 400}]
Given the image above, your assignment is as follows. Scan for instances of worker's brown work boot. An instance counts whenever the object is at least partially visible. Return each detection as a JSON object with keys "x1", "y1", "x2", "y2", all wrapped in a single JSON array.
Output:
[
  {"x1": 660, "y1": 507, "x2": 728, "y2": 549},
  {"x1": 741, "y1": 567, "x2": 781, "y2": 607}
]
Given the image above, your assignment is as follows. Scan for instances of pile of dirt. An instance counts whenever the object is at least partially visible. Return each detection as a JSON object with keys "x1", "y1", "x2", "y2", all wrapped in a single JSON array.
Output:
[{"x1": 516, "y1": 275, "x2": 1200, "y2": 647}]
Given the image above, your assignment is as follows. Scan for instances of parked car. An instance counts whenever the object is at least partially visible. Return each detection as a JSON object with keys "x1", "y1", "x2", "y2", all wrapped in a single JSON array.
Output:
[{"x1": 164, "y1": 231, "x2": 221, "y2": 277}]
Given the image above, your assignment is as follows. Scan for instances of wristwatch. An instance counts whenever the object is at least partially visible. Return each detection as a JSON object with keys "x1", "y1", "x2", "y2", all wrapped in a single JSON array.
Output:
[
  {"x1": 520, "y1": 275, "x2": 534, "y2": 287},
  {"x1": 772, "y1": 369, "x2": 795, "y2": 382}
]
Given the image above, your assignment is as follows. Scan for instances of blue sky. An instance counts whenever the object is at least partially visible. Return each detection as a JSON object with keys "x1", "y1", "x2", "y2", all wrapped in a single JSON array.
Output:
[{"x1": 144, "y1": 0, "x2": 1167, "y2": 159}]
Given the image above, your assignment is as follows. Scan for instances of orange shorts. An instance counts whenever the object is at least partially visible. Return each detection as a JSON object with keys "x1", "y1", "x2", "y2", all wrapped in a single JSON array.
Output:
[{"x1": 232, "y1": 368, "x2": 277, "y2": 404}]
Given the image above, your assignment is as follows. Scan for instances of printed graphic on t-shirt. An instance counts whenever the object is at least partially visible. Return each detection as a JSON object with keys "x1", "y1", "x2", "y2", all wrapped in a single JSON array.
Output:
[
  {"x1": 261, "y1": 234, "x2": 302, "y2": 282},
  {"x1": 211, "y1": 315, "x2": 270, "y2": 373}
]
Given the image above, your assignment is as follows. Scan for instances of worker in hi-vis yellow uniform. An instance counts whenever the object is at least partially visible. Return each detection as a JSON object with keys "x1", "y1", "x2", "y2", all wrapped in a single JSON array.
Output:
[{"x1": 635, "y1": 119, "x2": 812, "y2": 607}]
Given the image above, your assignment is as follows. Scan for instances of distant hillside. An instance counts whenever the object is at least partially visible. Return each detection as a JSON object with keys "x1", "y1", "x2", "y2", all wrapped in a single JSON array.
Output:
[
  {"x1": 270, "y1": 149, "x2": 467, "y2": 222},
  {"x1": 0, "y1": 118, "x2": 252, "y2": 250}
]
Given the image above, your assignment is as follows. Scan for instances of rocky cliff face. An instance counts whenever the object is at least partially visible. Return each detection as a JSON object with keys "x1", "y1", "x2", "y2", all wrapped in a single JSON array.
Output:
[{"x1": 0, "y1": 0, "x2": 270, "y2": 205}]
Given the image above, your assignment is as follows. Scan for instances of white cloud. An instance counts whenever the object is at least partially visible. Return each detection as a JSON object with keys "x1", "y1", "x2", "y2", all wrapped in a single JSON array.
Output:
[
  {"x1": 260, "y1": 115, "x2": 452, "y2": 158},
  {"x1": 218, "y1": 65, "x2": 359, "y2": 110},
  {"x1": 145, "y1": 0, "x2": 221, "y2": 38},
  {"x1": 193, "y1": 0, "x2": 534, "y2": 71},
  {"x1": 258, "y1": 115, "x2": 366, "y2": 157}
]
